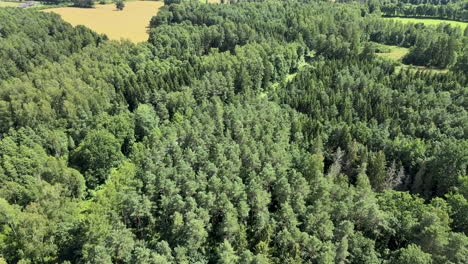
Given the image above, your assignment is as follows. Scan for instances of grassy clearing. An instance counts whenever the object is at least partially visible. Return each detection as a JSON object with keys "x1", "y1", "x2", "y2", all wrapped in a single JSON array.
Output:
[
  {"x1": 0, "y1": 1, "x2": 19, "y2": 7},
  {"x1": 383, "y1": 17, "x2": 467, "y2": 28},
  {"x1": 374, "y1": 43, "x2": 448, "y2": 73},
  {"x1": 43, "y1": 1, "x2": 164, "y2": 43},
  {"x1": 375, "y1": 44, "x2": 409, "y2": 61}
]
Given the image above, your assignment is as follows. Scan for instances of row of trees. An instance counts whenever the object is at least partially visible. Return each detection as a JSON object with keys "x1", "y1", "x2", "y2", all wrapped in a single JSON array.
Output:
[
  {"x1": 337, "y1": 0, "x2": 468, "y2": 21},
  {"x1": 0, "y1": 1, "x2": 466, "y2": 263},
  {"x1": 379, "y1": 0, "x2": 466, "y2": 4},
  {"x1": 381, "y1": 3, "x2": 468, "y2": 21},
  {"x1": 73, "y1": 0, "x2": 95, "y2": 8},
  {"x1": 41, "y1": 0, "x2": 125, "y2": 9}
]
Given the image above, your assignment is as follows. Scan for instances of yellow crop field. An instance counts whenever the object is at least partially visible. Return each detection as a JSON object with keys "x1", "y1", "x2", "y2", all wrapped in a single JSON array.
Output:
[
  {"x1": 43, "y1": 1, "x2": 164, "y2": 43},
  {"x1": 0, "y1": 1, "x2": 20, "y2": 7}
]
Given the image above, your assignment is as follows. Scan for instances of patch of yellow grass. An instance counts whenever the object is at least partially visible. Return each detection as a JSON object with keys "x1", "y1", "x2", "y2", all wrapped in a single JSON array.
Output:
[
  {"x1": 0, "y1": 1, "x2": 19, "y2": 7},
  {"x1": 43, "y1": 1, "x2": 164, "y2": 43}
]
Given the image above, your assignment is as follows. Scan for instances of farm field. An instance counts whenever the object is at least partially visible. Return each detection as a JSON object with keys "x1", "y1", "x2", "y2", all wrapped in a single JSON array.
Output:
[
  {"x1": 0, "y1": 1, "x2": 19, "y2": 7},
  {"x1": 43, "y1": 1, "x2": 164, "y2": 42},
  {"x1": 383, "y1": 17, "x2": 467, "y2": 28}
]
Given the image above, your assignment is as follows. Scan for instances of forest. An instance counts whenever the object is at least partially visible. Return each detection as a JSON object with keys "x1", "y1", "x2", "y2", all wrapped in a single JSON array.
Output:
[{"x1": 0, "y1": 0, "x2": 467, "y2": 263}]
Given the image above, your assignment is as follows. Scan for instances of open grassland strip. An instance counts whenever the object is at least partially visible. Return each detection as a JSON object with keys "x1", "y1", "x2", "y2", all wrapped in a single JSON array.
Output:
[{"x1": 383, "y1": 17, "x2": 467, "y2": 28}]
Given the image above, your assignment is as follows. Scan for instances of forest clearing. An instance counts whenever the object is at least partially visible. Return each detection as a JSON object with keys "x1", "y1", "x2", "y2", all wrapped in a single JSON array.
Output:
[
  {"x1": 375, "y1": 43, "x2": 448, "y2": 73},
  {"x1": 375, "y1": 44, "x2": 409, "y2": 60},
  {"x1": 43, "y1": 1, "x2": 164, "y2": 42}
]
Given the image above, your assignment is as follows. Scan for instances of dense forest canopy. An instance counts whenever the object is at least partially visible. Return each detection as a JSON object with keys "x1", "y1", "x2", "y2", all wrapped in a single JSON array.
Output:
[{"x1": 0, "y1": 1, "x2": 467, "y2": 263}]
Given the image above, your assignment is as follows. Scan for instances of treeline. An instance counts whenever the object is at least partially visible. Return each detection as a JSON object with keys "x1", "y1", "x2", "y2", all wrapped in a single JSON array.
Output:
[
  {"x1": 0, "y1": 1, "x2": 467, "y2": 263},
  {"x1": 381, "y1": 3, "x2": 468, "y2": 21},
  {"x1": 355, "y1": 0, "x2": 468, "y2": 21},
  {"x1": 41, "y1": 0, "x2": 94, "y2": 7},
  {"x1": 381, "y1": 0, "x2": 465, "y2": 4},
  {"x1": 338, "y1": 0, "x2": 468, "y2": 21}
]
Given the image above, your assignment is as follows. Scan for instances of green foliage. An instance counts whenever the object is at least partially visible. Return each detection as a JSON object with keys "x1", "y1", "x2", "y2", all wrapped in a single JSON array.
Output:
[
  {"x1": 73, "y1": 0, "x2": 94, "y2": 8},
  {"x1": 403, "y1": 34, "x2": 460, "y2": 68},
  {"x1": 446, "y1": 186, "x2": 468, "y2": 234},
  {"x1": 393, "y1": 244, "x2": 433, "y2": 264},
  {"x1": 0, "y1": 8, "x2": 104, "y2": 81},
  {"x1": 71, "y1": 130, "x2": 124, "y2": 189},
  {"x1": 116, "y1": 0, "x2": 125, "y2": 10},
  {"x1": 0, "y1": 1, "x2": 466, "y2": 263}
]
